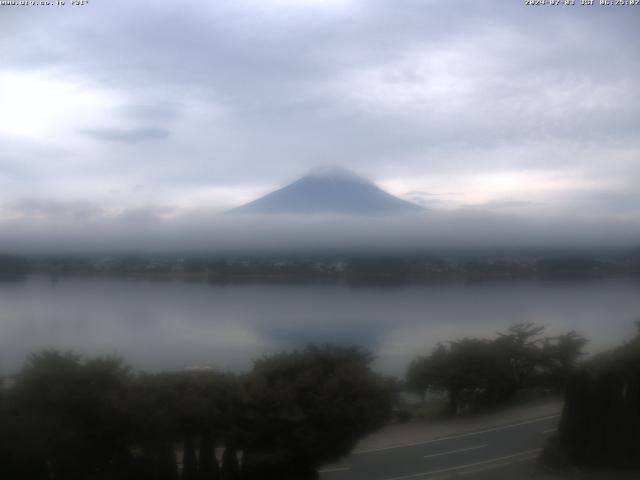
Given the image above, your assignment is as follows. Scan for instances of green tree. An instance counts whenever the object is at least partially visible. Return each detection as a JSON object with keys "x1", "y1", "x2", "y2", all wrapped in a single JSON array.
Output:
[
  {"x1": 407, "y1": 338, "x2": 513, "y2": 414},
  {"x1": 495, "y1": 323, "x2": 546, "y2": 390},
  {"x1": 129, "y1": 369, "x2": 240, "y2": 480},
  {"x1": 10, "y1": 350, "x2": 133, "y2": 479},
  {"x1": 407, "y1": 324, "x2": 587, "y2": 415},
  {"x1": 241, "y1": 345, "x2": 392, "y2": 479},
  {"x1": 540, "y1": 330, "x2": 587, "y2": 390},
  {"x1": 406, "y1": 343, "x2": 449, "y2": 403},
  {"x1": 549, "y1": 323, "x2": 640, "y2": 468}
]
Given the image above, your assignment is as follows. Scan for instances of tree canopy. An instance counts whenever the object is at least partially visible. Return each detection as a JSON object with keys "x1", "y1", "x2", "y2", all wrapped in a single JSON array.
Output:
[
  {"x1": 241, "y1": 345, "x2": 393, "y2": 479},
  {"x1": 0, "y1": 344, "x2": 392, "y2": 480},
  {"x1": 551, "y1": 323, "x2": 640, "y2": 468},
  {"x1": 406, "y1": 324, "x2": 587, "y2": 414}
]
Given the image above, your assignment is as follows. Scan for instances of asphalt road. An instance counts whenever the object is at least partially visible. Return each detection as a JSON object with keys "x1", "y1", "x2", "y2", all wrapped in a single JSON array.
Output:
[{"x1": 318, "y1": 414, "x2": 560, "y2": 480}]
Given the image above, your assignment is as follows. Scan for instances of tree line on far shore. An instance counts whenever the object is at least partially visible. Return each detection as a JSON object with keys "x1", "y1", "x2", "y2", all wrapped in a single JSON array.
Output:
[{"x1": 3, "y1": 252, "x2": 640, "y2": 284}]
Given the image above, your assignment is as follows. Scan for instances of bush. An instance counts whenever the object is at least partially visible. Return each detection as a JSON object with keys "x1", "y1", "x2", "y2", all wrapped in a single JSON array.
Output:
[{"x1": 547, "y1": 324, "x2": 640, "y2": 468}]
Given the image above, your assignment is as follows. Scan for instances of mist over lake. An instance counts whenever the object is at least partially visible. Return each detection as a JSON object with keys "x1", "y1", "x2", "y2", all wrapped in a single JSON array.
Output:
[{"x1": 2, "y1": 275, "x2": 638, "y2": 376}]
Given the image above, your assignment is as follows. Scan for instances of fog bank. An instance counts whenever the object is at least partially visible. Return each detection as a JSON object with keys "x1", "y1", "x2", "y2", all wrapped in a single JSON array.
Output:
[{"x1": 1, "y1": 210, "x2": 638, "y2": 254}]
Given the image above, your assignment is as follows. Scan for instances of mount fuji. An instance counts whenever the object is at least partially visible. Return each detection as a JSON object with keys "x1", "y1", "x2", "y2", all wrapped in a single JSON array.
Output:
[{"x1": 231, "y1": 167, "x2": 424, "y2": 215}]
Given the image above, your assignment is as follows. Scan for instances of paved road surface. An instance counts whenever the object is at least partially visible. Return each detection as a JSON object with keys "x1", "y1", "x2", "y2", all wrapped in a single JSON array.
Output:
[{"x1": 319, "y1": 414, "x2": 560, "y2": 480}]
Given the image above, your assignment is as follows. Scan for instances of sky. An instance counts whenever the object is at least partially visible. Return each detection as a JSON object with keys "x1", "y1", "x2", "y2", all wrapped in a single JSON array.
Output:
[{"x1": 1, "y1": 0, "x2": 639, "y2": 251}]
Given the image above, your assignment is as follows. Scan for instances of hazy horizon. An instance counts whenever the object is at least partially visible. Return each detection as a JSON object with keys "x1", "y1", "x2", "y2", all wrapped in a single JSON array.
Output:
[{"x1": 0, "y1": 209, "x2": 639, "y2": 255}]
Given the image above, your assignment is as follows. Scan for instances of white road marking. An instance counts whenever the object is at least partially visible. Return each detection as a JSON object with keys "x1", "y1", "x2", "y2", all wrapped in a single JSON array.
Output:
[
  {"x1": 353, "y1": 414, "x2": 560, "y2": 454},
  {"x1": 379, "y1": 449, "x2": 541, "y2": 480},
  {"x1": 318, "y1": 466, "x2": 351, "y2": 473},
  {"x1": 456, "y1": 457, "x2": 516, "y2": 477},
  {"x1": 459, "y1": 461, "x2": 513, "y2": 475},
  {"x1": 423, "y1": 444, "x2": 488, "y2": 459},
  {"x1": 542, "y1": 428, "x2": 557, "y2": 434},
  {"x1": 459, "y1": 452, "x2": 539, "y2": 475}
]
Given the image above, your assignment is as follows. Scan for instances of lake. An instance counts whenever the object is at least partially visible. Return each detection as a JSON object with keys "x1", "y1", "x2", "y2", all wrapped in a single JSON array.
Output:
[{"x1": 1, "y1": 275, "x2": 639, "y2": 376}]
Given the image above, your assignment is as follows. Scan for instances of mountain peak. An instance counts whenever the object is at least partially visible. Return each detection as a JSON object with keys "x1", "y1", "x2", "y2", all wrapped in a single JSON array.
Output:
[
  {"x1": 231, "y1": 167, "x2": 423, "y2": 215},
  {"x1": 305, "y1": 166, "x2": 371, "y2": 184}
]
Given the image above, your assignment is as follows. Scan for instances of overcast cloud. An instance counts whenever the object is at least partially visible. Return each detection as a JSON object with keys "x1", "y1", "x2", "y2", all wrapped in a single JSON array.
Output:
[{"x1": 0, "y1": 0, "x2": 638, "y2": 251}]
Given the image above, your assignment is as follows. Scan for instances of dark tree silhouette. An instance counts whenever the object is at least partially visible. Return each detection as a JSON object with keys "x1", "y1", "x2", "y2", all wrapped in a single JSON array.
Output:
[
  {"x1": 198, "y1": 431, "x2": 219, "y2": 480},
  {"x1": 407, "y1": 324, "x2": 587, "y2": 415},
  {"x1": 0, "y1": 253, "x2": 29, "y2": 279},
  {"x1": 182, "y1": 437, "x2": 198, "y2": 480},
  {"x1": 548, "y1": 323, "x2": 640, "y2": 468},
  {"x1": 1, "y1": 345, "x2": 390, "y2": 479},
  {"x1": 221, "y1": 445, "x2": 240, "y2": 480},
  {"x1": 9, "y1": 351, "x2": 134, "y2": 479},
  {"x1": 241, "y1": 345, "x2": 392, "y2": 479}
]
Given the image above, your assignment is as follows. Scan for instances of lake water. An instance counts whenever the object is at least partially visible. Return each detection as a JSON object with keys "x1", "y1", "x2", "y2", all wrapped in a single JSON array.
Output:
[{"x1": 1, "y1": 275, "x2": 639, "y2": 376}]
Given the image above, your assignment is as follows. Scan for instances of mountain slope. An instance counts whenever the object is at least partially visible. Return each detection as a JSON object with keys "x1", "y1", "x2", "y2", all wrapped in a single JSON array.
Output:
[{"x1": 231, "y1": 167, "x2": 424, "y2": 215}]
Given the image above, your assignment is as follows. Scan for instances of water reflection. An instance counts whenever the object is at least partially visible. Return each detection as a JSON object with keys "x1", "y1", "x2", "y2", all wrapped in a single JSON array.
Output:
[{"x1": 0, "y1": 275, "x2": 639, "y2": 375}]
